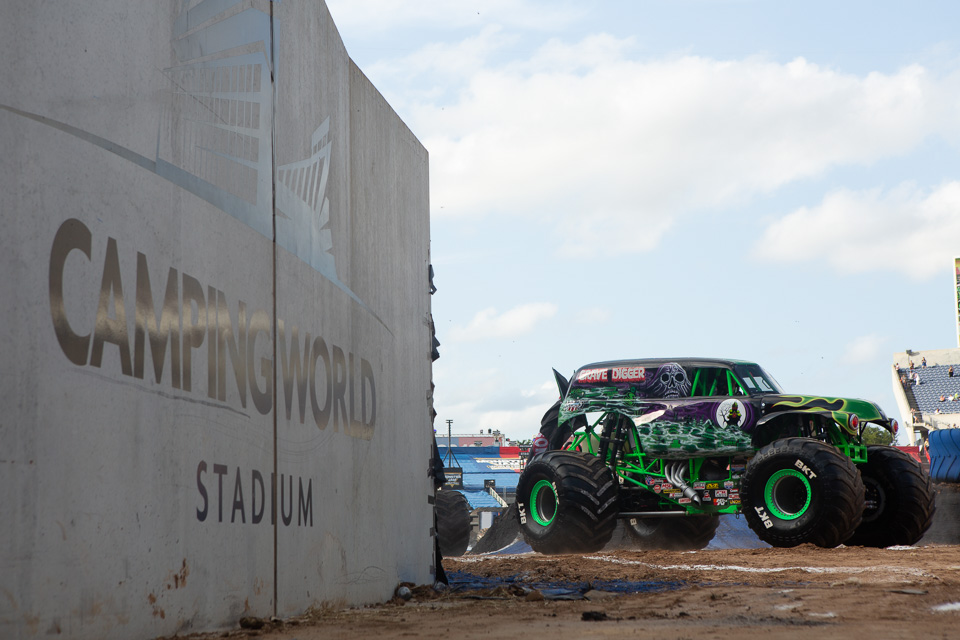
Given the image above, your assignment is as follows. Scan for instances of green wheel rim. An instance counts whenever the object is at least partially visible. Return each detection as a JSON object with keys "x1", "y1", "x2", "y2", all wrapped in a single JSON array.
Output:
[
  {"x1": 530, "y1": 479, "x2": 558, "y2": 527},
  {"x1": 764, "y1": 469, "x2": 812, "y2": 520}
]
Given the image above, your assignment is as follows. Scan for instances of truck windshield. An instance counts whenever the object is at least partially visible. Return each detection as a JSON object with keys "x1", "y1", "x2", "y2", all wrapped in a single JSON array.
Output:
[{"x1": 733, "y1": 364, "x2": 783, "y2": 395}]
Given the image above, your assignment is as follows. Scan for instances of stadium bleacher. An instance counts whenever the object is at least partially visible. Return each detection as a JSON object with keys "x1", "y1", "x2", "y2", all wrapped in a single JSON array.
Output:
[
  {"x1": 899, "y1": 362, "x2": 960, "y2": 421},
  {"x1": 437, "y1": 445, "x2": 523, "y2": 509}
]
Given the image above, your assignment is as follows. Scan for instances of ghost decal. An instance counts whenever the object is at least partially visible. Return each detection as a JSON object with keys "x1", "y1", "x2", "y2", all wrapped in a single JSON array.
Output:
[{"x1": 653, "y1": 362, "x2": 691, "y2": 398}]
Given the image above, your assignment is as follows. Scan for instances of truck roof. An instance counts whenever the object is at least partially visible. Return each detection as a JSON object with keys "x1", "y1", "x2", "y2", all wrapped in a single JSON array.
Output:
[{"x1": 573, "y1": 357, "x2": 756, "y2": 373}]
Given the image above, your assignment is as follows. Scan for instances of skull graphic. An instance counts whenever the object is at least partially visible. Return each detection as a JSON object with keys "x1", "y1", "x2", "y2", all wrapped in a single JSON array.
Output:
[{"x1": 653, "y1": 362, "x2": 691, "y2": 398}]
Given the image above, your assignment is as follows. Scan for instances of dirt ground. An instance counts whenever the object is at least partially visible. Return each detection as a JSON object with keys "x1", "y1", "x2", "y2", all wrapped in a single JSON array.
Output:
[{"x1": 188, "y1": 544, "x2": 960, "y2": 640}]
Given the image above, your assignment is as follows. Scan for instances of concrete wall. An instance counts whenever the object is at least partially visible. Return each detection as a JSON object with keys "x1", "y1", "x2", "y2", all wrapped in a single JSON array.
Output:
[{"x1": 0, "y1": 2, "x2": 434, "y2": 638}]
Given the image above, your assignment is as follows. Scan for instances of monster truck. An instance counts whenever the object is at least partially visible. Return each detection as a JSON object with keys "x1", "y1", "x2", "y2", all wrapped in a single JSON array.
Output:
[{"x1": 516, "y1": 359, "x2": 935, "y2": 553}]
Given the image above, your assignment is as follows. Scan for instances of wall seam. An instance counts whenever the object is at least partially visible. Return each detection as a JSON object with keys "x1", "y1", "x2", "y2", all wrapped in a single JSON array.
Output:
[{"x1": 269, "y1": 0, "x2": 279, "y2": 619}]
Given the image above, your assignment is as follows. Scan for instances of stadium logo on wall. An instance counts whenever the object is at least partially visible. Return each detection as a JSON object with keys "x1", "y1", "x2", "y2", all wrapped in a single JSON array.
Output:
[
  {"x1": 716, "y1": 399, "x2": 748, "y2": 428},
  {"x1": 1, "y1": 0, "x2": 381, "y2": 325}
]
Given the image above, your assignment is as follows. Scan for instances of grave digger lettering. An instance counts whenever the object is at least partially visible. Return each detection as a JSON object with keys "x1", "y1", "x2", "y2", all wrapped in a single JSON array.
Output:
[
  {"x1": 576, "y1": 366, "x2": 645, "y2": 384},
  {"x1": 48, "y1": 218, "x2": 377, "y2": 438}
]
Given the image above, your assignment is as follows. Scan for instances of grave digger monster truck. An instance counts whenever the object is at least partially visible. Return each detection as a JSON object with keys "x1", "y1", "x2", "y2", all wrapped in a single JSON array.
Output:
[{"x1": 516, "y1": 358, "x2": 935, "y2": 553}]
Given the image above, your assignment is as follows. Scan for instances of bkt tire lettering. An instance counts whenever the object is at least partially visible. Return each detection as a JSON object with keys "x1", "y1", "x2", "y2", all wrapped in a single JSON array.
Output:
[
  {"x1": 754, "y1": 505, "x2": 774, "y2": 529},
  {"x1": 794, "y1": 459, "x2": 817, "y2": 480}
]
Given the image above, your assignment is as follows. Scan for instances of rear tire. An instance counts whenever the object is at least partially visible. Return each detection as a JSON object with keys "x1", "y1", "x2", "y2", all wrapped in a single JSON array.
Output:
[
  {"x1": 624, "y1": 515, "x2": 719, "y2": 550},
  {"x1": 846, "y1": 445, "x2": 935, "y2": 547},
  {"x1": 516, "y1": 451, "x2": 618, "y2": 554},
  {"x1": 435, "y1": 489, "x2": 471, "y2": 557},
  {"x1": 741, "y1": 438, "x2": 864, "y2": 548}
]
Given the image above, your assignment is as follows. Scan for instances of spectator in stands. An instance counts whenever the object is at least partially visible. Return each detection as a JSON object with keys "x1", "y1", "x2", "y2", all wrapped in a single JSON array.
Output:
[
  {"x1": 949, "y1": 365, "x2": 955, "y2": 377},
  {"x1": 914, "y1": 371, "x2": 921, "y2": 386},
  {"x1": 922, "y1": 357, "x2": 927, "y2": 368},
  {"x1": 900, "y1": 374, "x2": 907, "y2": 385},
  {"x1": 940, "y1": 395, "x2": 946, "y2": 402},
  {"x1": 909, "y1": 360, "x2": 915, "y2": 369}
]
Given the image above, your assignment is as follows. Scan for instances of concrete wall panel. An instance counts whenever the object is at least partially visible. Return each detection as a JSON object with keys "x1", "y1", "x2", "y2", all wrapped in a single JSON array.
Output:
[
  {"x1": 0, "y1": 1, "x2": 432, "y2": 637},
  {"x1": 271, "y1": 2, "x2": 433, "y2": 614}
]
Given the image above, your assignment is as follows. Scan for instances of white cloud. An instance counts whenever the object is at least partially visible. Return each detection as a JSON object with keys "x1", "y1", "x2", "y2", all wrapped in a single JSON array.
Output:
[
  {"x1": 402, "y1": 36, "x2": 955, "y2": 257},
  {"x1": 754, "y1": 181, "x2": 960, "y2": 279},
  {"x1": 432, "y1": 377, "x2": 558, "y2": 441},
  {"x1": 325, "y1": 0, "x2": 585, "y2": 34},
  {"x1": 841, "y1": 333, "x2": 889, "y2": 364},
  {"x1": 474, "y1": 403, "x2": 554, "y2": 441},
  {"x1": 521, "y1": 380, "x2": 558, "y2": 399},
  {"x1": 363, "y1": 25, "x2": 516, "y2": 100},
  {"x1": 448, "y1": 303, "x2": 558, "y2": 342}
]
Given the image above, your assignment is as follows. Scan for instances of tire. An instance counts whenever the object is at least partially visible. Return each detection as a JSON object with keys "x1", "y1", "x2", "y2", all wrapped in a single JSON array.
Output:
[
  {"x1": 435, "y1": 489, "x2": 471, "y2": 557},
  {"x1": 929, "y1": 430, "x2": 960, "y2": 482},
  {"x1": 846, "y1": 445, "x2": 936, "y2": 547},
  {"x1": 929, "y1": 428, "x2": 960, "y2": 457},
  {"x1": 624, "y1": 515, "x2": 719, "y2": 550},
  {"x1": 930, "y1": 454, "x2": 960, "y2": 483},
  {"x1": 516, "y1": 450, "x2": 618, "y2": 554},
  {"x1": 741, "y1": 437, "x2": 864, "y2": 548}
]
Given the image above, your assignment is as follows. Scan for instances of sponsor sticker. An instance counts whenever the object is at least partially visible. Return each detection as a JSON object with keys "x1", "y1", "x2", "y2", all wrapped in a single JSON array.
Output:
[
  {"x1": 724, "y1": 481, "x2": 735, "y2": 489},
  {"x1": 714, "y1": 490, "x2": 728, "y2": 498},
  {"x1": 705, "y1": 482, "x2": 720, "y2": 490},
  {"x1": 678, "y1": 497, "x2": 692, "y2": 504},
  {"x1": 694, "y1": 481, "x2": 706, "y2": 490}
]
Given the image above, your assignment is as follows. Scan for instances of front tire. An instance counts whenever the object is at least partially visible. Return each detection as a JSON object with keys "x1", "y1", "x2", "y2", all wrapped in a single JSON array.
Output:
[
  {"x1": 846, "y1": 445, "x2": 935, "y2": 547},
  {"x1": 741, "y1": 438, "x2": 864, "y2": 548},
  {"x1": 516, "y1": 451, "x2": 618, "y2": 554},
  {"x1": 624, "y1": 515, "x2": 719, "y2": 550}
]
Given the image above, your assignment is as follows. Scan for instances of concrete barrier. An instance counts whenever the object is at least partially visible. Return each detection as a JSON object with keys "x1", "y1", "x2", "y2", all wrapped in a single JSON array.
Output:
[{"x1": 0, "y1": 2, "x2": 433, "y2": 638}]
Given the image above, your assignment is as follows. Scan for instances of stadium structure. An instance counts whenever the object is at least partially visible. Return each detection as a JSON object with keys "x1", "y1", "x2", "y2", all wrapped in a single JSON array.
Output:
[
  {"x1": 891, "y1": 257, "x2": 960, "y2": 446},
  {"x1": 436, "y1": 443, "x2": 524, "y2": 542}
]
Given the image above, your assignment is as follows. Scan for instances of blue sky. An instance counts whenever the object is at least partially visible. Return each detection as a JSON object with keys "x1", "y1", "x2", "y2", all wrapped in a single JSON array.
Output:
[{"x1": 326, "y1": 0, "x2": 960, "y2": 443}]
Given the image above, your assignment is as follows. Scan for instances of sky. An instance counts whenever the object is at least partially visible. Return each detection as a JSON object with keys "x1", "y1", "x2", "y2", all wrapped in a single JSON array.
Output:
[{"x1": 324, "y1": 0, "x2": 960, "y2": 444}]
